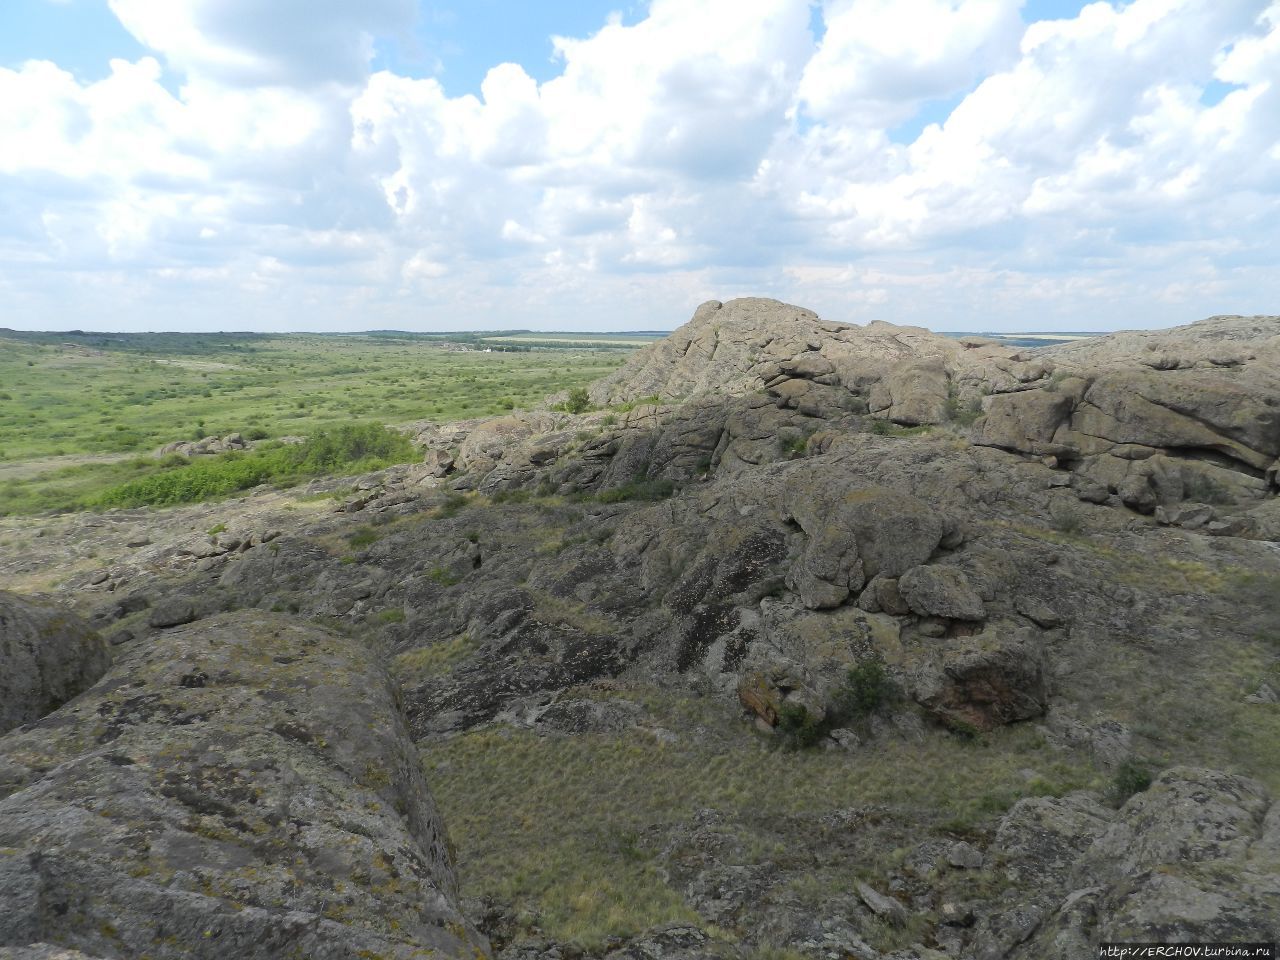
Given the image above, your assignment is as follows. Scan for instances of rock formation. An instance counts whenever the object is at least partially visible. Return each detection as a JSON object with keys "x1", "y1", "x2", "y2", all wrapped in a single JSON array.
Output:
[{"x1": 0, "y1": 611, "x2": 484, "y2": 960}]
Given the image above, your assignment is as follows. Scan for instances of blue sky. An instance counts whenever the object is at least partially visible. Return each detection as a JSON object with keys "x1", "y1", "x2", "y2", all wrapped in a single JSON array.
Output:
[{"x1": 0, "y1": 0, "x2": 1276, "y2": 332}]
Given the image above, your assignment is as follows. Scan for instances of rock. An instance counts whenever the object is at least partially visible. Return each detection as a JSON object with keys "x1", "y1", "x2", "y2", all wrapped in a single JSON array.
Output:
[
  {"x1": 975, "y1": 389, "x2": 1077, "y2": 457},
  {"x1": 913, "y1": 632, "x2": 1048, "y2": 731},
  {"x1": 993, "y1": 793, "x2": 1115, "y2": 886},
  {"x1": 146, "y1": 597, "x2": 199, "y2": 628},
  {"x1": 1087, "y1": 767, "x2": 1270, "y2": 875},
  {"x1": 855, "y1": 881, "x2": 906, "y2": 925},
  {"x1": 786, "y1": 482, "x2": 945, "y2": 610},
  {"x1": 1154, "y1": 502, "x2": 1214, "y2": 528},
  {"x1": 1072, "y1": 477, "x2": 1110, "y2": 504},
  {"x1": 0, "y1": 592, "x2": 110, "y2": 736},
  {"x1": 1013, "y1": 596, "x2": 1063, "y2": 629},
  {"x1": 947, "y1": 841, "x2": 984, "y2": 870},
  {"x1": 0, "y1": 611, "x2": 485, "y2": 960},
  {"x1": 1068, "y1": 370, "x2": 1279, "y2": 472},
  {"x1": 1015, "y1": 767, "x2": 1280, "y2": 949},
  {"x1": 869, "y1": 361, "x2": 950, "y2": 425},
  {"x1": 1244, "y1": 682, "x2": 1278, "y2": 704},
  {"x1": 898, "y1": 566, "x2": 985, "y2": 621}
]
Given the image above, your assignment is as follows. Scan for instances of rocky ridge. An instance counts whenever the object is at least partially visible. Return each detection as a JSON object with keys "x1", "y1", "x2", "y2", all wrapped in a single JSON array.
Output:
[{"x1": 2, "y1": 298, "x2": 1279, "y2": 957}]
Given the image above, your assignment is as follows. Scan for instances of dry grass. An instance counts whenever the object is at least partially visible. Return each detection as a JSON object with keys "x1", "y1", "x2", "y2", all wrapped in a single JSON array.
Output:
[{"x1": 422, "y1": 690, "x2": 1095, "y2": 948}]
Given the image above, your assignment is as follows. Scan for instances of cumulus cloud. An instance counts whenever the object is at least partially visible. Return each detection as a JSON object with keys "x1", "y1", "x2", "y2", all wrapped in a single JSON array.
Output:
[
  {"x1": 0, "y1": 0, "x2": 1277, "y2": 331},
  {"x1": 106, "y1": 0, "x2": 417, "y2": 87}
]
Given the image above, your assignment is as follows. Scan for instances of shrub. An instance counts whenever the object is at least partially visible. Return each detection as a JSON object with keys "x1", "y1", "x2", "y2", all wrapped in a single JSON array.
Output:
[
  {"x1": 245, "y1": 427, "x2": 270, "y2": 441},
  {"x1": 347, "y1": 527, "x2": 380, "y2": 548},
  {"x1": 778, "y1": 432, "x2": 810, "y2": 458},
  {"x1": 835, "y1": 662, "x2": 896, "y2": 720},
  {"x1": 92, "y1": 422, "x2": 415, "y2": 508},
  {"x1": 565, "y1": 388, "x2": 591, "y2": 414},
  {"x1": 597, "y1": 477, "x2": 675, "y2": 503},
  {"x1": 776, "y1": 703, "x2": 823, "y2": 750},
  {"x1": 436, "y1": 493, "x2": 469, "y2": 518},
  {"x1": 1049, "y1": 502, "x2": 1083, "y2": 534},
  {"x1": 427, "y1": 566, "x2": 461, "y2": 587},
  {"x1": 870, "y1": 419, "x2": 893, "y2": 436},
  {"x1": 1110, "y1": 760, "x2": 1153, "y2": 805}
]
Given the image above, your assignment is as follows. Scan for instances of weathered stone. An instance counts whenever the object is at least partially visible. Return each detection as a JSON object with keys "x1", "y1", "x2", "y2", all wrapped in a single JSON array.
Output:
[
  {"x1": 0, "y1": 592, "x2": 110, "y2": 736},
  {"x1": 855, "y1": 881, "x2": 906, "y2": 924},
  {"x1": 975, "y1": 389, "x2": 1077, "y2": 456},
  {"x1": 0, "y1": 611, "x2": 484, "y2": 960},
  {"x1": 898, "y1": 566, "x2": 985, "y2": 621},
  {"x1": 913, "y1": 633, "x2": 1047, "y2": 730}
]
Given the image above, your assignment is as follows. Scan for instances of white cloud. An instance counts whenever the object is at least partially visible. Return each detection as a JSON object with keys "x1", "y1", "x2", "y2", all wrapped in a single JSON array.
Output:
[
  {"x1": 799, "y1": 0, "x2": 1024, "y2": 126},
  {"x1": 0, "y1": 0, "x2": 1277, "y2": 331},
  {"x1": 106, "y1": 0, "x2": 417, "y2": 87}
]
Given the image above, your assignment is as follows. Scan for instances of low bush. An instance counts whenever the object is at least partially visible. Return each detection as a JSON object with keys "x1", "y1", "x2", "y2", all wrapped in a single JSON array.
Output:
[
  {"x1": 596, "y1": 477, "x2": 675, "y2": 503},
  {"x1": 834, "y1": 662, "x2": 896, "y2": 720},
  {"x1": 776, "y1": 703, "x2": 823, "y2": 750},
  {"x1": 91, "y1": 422, "x2": 415, "y2": 509},
  {"x1": 1109, "y1": 760, "x2": 1153, "y2": 805}
]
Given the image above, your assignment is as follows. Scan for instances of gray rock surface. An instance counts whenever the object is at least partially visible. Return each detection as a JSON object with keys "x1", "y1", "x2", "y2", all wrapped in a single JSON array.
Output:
[
  {"x1": 0, "y1": 592, "x2": 109, "y2": 736},
  {"x1": 0, "y1": 611, "x2": 484, "y2": 960}
]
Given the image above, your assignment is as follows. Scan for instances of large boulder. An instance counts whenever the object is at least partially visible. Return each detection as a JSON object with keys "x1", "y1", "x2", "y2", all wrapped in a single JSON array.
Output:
[
  {"x1": 975, "y1": 387, "x2": 1079, "y2": 457},
  {"x1": 0, "y1": 592, "x2": 109, "y2": 736},
  {"x1": 911, "y1": 630, "x2": 1048, "y2": 730},
  {"x1": 868, "y1": 360, "x2": 950, "y2": 425},
  {"x1": 897, "y1": 565, "x2": 985, "y2": 621},
  {"x1": 784, "y1": 483, "x2": 946, "y2": 610},
  {"x1": 0, "y1": 611, "x2": 484, "y2": 960}
]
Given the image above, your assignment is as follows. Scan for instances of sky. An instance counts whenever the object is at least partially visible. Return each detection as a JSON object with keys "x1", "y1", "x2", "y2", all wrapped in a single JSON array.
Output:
[{"x1": 0, "y1": 0, "x2": 1276, "y2": 333}]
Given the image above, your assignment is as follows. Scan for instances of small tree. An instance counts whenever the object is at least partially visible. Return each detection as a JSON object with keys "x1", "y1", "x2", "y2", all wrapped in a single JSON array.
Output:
[{"x1": 565, "y1": 388, "x2": 590, "y2": 414}]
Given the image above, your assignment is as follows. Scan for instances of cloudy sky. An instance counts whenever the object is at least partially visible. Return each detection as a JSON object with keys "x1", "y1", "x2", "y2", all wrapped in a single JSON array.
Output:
[{"x1": 1, "y1": 0, "x2": 1277, "y2": 332}]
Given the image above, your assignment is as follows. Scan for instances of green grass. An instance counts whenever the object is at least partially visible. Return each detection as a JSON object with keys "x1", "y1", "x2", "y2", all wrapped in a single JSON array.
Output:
[
  {"x1": 0, "y1": 423, "x2": 415, "y2": 513},
  {"x1": 0, "y1": 331, "x2": 626, "y2": 463},
  {"x1": 0, "y1": 331, "x2": 627, "y2": 513}
]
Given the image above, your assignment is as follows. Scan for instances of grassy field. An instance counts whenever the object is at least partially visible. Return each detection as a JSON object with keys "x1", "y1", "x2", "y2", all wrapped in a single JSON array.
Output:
[
  {"x1": 423, "y1": 689, "x2": 1097, "y2": 949},
  {"x1": 480, "y1": 333, "x2": 665, "y2": 349},
  {"x1": 0, "y1": 330, "x2": 628, "y2": 514}
]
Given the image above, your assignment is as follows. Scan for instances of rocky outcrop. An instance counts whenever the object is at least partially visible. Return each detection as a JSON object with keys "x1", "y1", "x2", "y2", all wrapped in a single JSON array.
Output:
[
  {"x1": 0, "y1": 592, "x2": 109, "y2": 736},
  {"x1": 6, "y1": 300, "x2": 1280, "y2": 960},
  {"x1": 992, "y1": 767, "x2": 1280, "y2": 955},
  {"x1": 155, "y1": 433, "x2": 251, "y2": 458},
  {"x1": 0, "y1": 611, "x2": 484, "y2": 960}
]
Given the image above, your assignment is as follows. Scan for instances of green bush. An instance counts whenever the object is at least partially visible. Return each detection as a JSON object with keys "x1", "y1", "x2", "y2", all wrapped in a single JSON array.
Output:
[
  {"x1": 1110, "y1": 761, "x2": 1153, "y2": 805},
  {"x1": 347, "y1": 527, "x2": 381, "y2": 548},
  {"x1": 565, "y1": 388, "x2": 591, "y2": 414},
  {"x1": 835, "y1": 662, "x2": 896, "y2": 720},
  {"x1": 778, "y1": 432, "x2": 810, "y2": 458},
  {"x1": 596, "y1": 477, "x2": 675, "y2": 503},
  {"x1": 427, "y1": 566, "x2": 461, "y2": 587},
  {"x1": 776, "y1": 703, "x2": 823, "y2": 750},
  {"x1": 92, "y1": 422, "x2": 415, "y2": 509}
]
